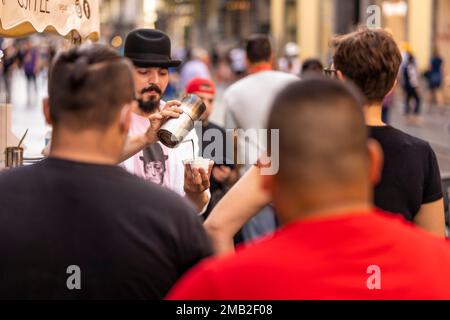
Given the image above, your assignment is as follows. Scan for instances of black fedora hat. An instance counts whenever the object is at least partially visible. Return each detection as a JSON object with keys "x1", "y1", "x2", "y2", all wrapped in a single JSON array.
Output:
[{"x1": 124, "y1": 29, "x2": 181, "y2": 68}]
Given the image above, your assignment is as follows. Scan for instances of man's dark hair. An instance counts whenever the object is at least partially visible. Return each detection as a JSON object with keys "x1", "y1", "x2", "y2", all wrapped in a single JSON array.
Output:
[
  {"x1": 302, "y1": 59, "x2": 324, "y2": 75},
  {"x1": 49, "y1": 44, "x2": 134, "y2": 129},
  {"x1": 268, "y1": 78, "x2": 368, "y2": 189},
  {"x1": 246, "y1": 34, "x2": 272, "y2": 64},
  {"x1": 332, "y1": 27, "x2": 402, "y2": 104}
]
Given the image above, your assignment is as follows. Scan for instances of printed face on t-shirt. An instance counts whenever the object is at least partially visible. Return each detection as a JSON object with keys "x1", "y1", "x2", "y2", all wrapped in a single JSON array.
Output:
[
  {"x1": 143, "y1": 161, "x2": 165, "y2": 185},
  {"x1": 139, "y1": 144, "x2": 168, "y2": 186}
]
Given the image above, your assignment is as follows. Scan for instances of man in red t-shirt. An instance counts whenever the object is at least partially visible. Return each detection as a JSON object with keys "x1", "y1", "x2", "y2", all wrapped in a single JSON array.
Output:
[{"x1": 167, "y1": 78, "x2": 450, "y2": 300}]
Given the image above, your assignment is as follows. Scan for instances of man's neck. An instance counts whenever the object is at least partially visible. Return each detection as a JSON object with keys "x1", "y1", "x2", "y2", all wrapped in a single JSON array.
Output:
[
  {"x1": 281, "y1": 202, "x2": 373, "y2": 226},
  {"x1": 364, "y1": 103, "x2": 386, "y2": 126},
  {"x1": 248, "y1": 61, "x2": 272, "y2": 74},
  {"x1": 49, "y1": 128, "x2": 122, "y2": 165}
]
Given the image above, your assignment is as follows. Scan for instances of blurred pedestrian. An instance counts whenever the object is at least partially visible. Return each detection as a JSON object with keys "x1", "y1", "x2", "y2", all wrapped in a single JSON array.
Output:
[
  {"x1": 0, "y1": 44, "x2": 212, "y2": 299},
  {"x1": 188, "y1": 77, "x2": 239, "y2": 219},
  {"x1": 278, "y1": 42, "x2": 301, "y2": 76},
  {"x1": 301, "y1": 58, "x2": 324, "y2": 77},
  {"x1": 0, "y1": 41, "x2": 19, "y2": 103},
  {"x1": 22, "y1": 40, "x2": 39, "y2": 107},
  {"x1": 229, "y1": 46, "x2": 246, "y2": 78},
  {"x1": 168, "y1": 79, "x2": 450, "y2": 300},
  {"x1": 180, "y1": 48, "x2": 211, "y2": 89},
  {"x1": 401, "y1": 53, "x2": 422, "y2": 124},
  {"x1": 223, "y1": 34, "x2": 298, "y2": 243},
  {"x1": 424, "y1": 47, "x2": 445, "y2": 113}
]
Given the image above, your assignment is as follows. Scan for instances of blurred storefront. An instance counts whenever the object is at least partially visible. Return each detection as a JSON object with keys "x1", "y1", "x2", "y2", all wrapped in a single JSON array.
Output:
[
  {"x1": 96, "y1": 0, "x2": 449, "y2": 100},
  {"x1": 435, "y1": 0, "x2": 450, "y2": 102},
  {"x1": 157, "y1": 0, "x2": 271, "y2": 53}
]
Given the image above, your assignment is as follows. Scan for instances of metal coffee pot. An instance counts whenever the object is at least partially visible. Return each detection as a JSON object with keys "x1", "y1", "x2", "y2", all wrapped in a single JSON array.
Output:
[{"x1": 157, "y1": 94, "x2": 206, "y2": 148}]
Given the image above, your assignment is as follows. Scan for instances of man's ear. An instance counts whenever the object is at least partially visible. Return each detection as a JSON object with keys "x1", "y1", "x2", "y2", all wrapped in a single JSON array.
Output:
[
  {"x1": 42, "y1": 97, "x2": 52, "y2": 125},
  {"x1": 367, "y1": 138, "x2": 384, "y2": 186},
  {"x1": 119, "y1": 101, "x2": 134, "y2": 136},
  {"x1": 337, "y1": 70, "x2": 345, "y2": 82},
  {"x1": 386, "y1": 79, "x2": 398, "y2": 96}
]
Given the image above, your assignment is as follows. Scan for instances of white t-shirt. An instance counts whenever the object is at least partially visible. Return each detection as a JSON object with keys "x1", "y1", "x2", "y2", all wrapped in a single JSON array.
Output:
[
  {"x1": 223, "y1": 70, "x2": 298, "y2": 174},
  {"x1": 121, "y1": 109, "x2": 200, "y2": 197}
]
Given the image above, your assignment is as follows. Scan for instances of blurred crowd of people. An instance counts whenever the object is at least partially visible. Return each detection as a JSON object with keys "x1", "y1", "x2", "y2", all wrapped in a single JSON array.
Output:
[{"x1": 0, "y1": 37, "x2": 56, "y2": 105}]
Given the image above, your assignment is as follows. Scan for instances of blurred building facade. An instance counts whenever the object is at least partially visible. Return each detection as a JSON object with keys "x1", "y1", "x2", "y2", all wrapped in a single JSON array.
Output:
[{"x1": 98, "y1": 0, "x2": 449, "y2": 100}]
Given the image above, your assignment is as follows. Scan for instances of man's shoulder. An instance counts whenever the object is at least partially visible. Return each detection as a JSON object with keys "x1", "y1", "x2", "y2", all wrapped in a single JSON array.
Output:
[
  {"x1": 226, "y1": 71, "x2": 297, "y2": 91},
  {"x1": 197, "y1": 231, "x2": 284, "y2": 274},
  {"x1": 223, "y1": 71, "x2": 298, "y2": 106},
  {"x1": 0, "y1": 164, "x2": 39, "y2": 188},
  {"x1": 372, "y1": 211, "x2": 450, "y2": 253},
  {"x1": 371, "y1": 126, "x2": 433, "y2": 153}
]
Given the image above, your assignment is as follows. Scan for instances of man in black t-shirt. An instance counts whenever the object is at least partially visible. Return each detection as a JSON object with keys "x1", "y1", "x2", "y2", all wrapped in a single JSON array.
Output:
[
  {"x1": 187, "y1": 78, "x2": 239, "y2": 219},
  {"x1": 332, "y1": 28, "x2": 445, "y2": 235},
  {"x1": 0, "y1": 44, "x2": 212, "y2": 299}
]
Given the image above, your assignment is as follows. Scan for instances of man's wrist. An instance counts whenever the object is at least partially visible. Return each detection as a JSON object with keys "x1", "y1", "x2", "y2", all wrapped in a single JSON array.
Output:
[
  {"x1": 185, "y1": 188, "x2": 208, "y2": 198},
  {"x1": 143, "y1": 132, "x2": 157, "y2": 145},
  {"x1": 185, "y1": 189, "x2": 209, "y2": 204},
  {"x1": 185, "y1": 189, "x2": 210, "y2": 213}
]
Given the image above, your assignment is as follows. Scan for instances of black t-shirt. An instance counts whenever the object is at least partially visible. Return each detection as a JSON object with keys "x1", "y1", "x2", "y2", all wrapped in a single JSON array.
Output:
[
  {"x1": 196, "y1": 122, "x2": 235, "y2": 194},
  {"x1": 0, "y1": 158, "x2": 212, "y2": 299},
  {"x1": 369, "y1": 126, "x2": 443, "y2": 221}
]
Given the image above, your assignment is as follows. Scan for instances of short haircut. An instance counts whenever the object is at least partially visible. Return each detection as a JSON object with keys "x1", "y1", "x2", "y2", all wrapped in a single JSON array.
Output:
[
  {"x1": 268, "y1": 78, "x2": 368, "y2": 189},
  {"x1": 246, "y1": 34, "x2": 272, "y2": 64},
  {"x1": 301, "y1": 58, "x2": 324, "y2": 75},
  {"x1": 49, "y1": 44, "x2": 135, "y2": 130},
  {"x1": 332, "y1": 27, "x2": 402, "y2": 104}
]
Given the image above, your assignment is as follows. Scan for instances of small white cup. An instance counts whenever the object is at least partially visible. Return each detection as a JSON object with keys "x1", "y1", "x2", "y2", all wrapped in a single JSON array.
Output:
[{"x1": 183, "y1": 157, "x2": 211, "y2": 173}]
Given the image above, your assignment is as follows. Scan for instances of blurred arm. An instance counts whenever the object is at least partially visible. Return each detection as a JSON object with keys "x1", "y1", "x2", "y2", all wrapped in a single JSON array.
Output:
[
  {"x1": 120, "y1": 135, "x2": 152, "y2": 163},
  {"x1": 204, "y1": 165, "x2": 272, "y2": 255},
  {"x1": 414, "y1": 198, "x2": 446, "y2": 237}
]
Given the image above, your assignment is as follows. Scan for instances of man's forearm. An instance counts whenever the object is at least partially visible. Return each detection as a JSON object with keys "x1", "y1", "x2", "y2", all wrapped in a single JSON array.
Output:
[
  {"x1": 119, "y1": 135, "x2": 153, "y2": 163},
  {"x1": 185, "y1": 190, "x2": 210, "y2": 214}
]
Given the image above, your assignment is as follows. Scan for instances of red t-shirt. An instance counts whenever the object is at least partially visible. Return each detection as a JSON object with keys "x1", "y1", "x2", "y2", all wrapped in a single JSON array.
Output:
[{"x1": 167, "y1": 210, "x2": 450, "y2": 300}]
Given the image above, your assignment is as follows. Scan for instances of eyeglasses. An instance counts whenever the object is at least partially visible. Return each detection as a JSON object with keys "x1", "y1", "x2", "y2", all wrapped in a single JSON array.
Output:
[{"x1": 323, "y1": 66, "x2": 337, "y2": 79}]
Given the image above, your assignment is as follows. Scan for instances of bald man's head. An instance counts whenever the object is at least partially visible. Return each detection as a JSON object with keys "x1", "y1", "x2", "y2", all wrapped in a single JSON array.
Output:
[{"x1": 266, "y1": 78, "x2": 378, "y2": 217}]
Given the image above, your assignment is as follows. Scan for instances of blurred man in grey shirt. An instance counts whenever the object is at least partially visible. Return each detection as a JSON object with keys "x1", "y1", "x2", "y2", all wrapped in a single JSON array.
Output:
[{"x1": 222, "y1": 34, "x2": 298, "y2": 242}]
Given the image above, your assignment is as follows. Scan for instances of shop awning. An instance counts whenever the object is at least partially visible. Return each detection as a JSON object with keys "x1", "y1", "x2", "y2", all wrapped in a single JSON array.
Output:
[{"x1": 0, "y1": 0, "x2": 99, "y2": 41}]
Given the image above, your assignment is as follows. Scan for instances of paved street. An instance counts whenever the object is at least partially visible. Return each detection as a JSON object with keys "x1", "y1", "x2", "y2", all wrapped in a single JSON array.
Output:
[
  {"x1": 4, "y1": 68, "x2": 49, "y2": 157},
  {"x1": 390, "y1": 103, "x2": 450, "y2": 176},
  {"x1": 4, "y1": 71, "x2": 450, "y2": 175}
]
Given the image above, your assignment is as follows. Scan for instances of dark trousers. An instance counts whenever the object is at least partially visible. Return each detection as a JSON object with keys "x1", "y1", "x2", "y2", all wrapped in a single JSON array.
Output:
[{"x1": 404, "y1": 87, "x2": 421, "y2": 115}]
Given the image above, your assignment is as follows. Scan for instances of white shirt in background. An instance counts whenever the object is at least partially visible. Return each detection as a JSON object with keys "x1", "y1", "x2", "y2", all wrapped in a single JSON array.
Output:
[{"x1": 223, "y1": 70, "x2": 299, "y2": 174}]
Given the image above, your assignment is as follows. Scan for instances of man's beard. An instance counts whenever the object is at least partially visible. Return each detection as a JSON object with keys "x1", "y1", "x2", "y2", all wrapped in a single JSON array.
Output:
[
  {"x1": 137, "y1": 96, "x2": 160, "y2": 113},
  {"x1": 137, "y1": 84, "x2": 162, "y2": 113}
]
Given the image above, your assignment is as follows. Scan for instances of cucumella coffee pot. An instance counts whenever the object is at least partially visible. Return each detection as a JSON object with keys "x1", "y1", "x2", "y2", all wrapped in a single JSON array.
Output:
[{"x1": 157, "y1": 94, "x2": 206, "y2": 148}]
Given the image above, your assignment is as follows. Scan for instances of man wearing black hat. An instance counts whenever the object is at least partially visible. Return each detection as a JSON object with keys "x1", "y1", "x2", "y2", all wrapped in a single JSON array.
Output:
[{"x1": 121, "y1": 29, "x2": 211, "y2": 213}]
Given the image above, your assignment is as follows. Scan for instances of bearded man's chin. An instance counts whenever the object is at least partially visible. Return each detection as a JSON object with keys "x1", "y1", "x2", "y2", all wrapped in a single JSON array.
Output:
[{"x1": 137, "y1": 98, "x2": 160, "y2": 113}]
